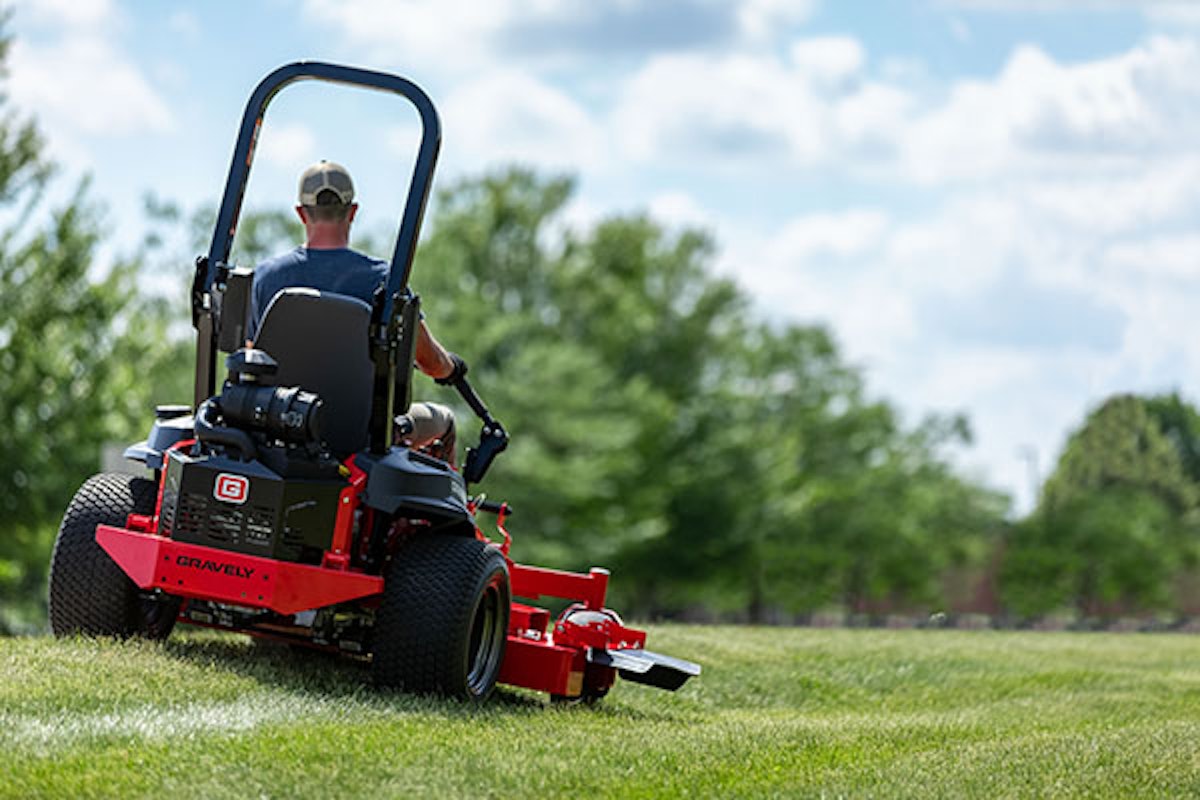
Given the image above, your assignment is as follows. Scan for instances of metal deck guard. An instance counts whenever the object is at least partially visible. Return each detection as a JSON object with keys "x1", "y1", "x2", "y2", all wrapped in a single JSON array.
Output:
[{"x1": 96, "y1": 525, "x2": 383, "y2": 615}]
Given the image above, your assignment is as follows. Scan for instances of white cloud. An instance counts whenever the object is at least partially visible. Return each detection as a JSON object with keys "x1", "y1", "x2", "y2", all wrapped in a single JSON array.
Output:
[
  {"x1": 1103, "y1": 235, "x2": 1200, "y2": 283},
  {"x1": 167, "y1": 10, "x2": 201, "y2": 40},
  {"x1": 1020, "y1": 158, "x2": 1200, "y2": 234},
  {"x1": 899, "y1": 36, "x2": 1200, "y2": 182},
  {"x1": 788, "y1": 36, "x2": 866, "y2": 86},
  {"x1": 715, "y1": 206, "x2": 915, "y2": 366},
  {"x1": 613, "y1": 50, "x2": 846, "y2": 167},
  {"x1": 1147, "y1": 2, "x2": 1200, "y2": 27},
  {"x1": 648, "y1": 191, "x2": 717, "y2": 231},
  {"x1": 7, "y1": 0, "x2": 174, "y2": 145},
  {"x1": 300, "y1": 0, "x2": 509, "y2": 72},
  {"x1": 439, "y1": 70, "x2": 604, "y2": 172},
  {"x1": 304, "y1": 0, "x2": 806, "y2": 71},
  {"x1": 738, "y1": 0, "x2": 818, "y2": 42},
  {"x1": 12, "y1": 0, "x2": 117, "y2": 28},
  {"x1": 609, "y1": 32, "x2": 1200, "y2": 185},
  {"x1": 9, "y1": 36, "x2": 173, "y2": 137},
  {"x1": 303, "y1": 0, "x2": 817, "y2": 72},
  {"x1": 768, "y1": 209, "x2": 890, "y2": 261},
  {"x1": 256, "y1": 123, "x2": 317, "y2": 170},
  {"x1": 557, "y1": 192, "x2": 606, "y2": 236},
  {"x1": 834, "y1": 82, "x2": 914, "y2": 149},
  {"x1": 707, "y1": 95, "x2": 1200, "y2": 507}
]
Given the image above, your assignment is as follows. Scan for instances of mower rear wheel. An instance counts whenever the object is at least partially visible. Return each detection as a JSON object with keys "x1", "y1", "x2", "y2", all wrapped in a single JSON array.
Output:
[
  {"x1": 48, "y1": 473, "x2": 181, "y2": 639},
  {"x1": 373, "y1": 535, "x2": 510, "y2": 700}
]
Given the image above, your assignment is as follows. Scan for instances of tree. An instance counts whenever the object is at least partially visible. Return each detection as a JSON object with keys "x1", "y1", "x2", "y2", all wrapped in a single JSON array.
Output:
[
  {"x1": 0, "y1": 25, "x2": 187, "y2": 628},
  {"x1": 1041, "y1": 394, "x2": 1196, "y2": 515},
  {"x1": 1144, "y1": 392, "x2": 1200, "y2": 489},
  {"x1": 1004, "y1": 394, "x2": 1199, "y2": 620},
  {"x1": 412, "y1": 172, "x2": 676, "y2": 567}
]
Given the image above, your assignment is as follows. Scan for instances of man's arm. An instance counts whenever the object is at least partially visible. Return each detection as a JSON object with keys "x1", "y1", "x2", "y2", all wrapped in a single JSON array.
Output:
[{"x1": 414, "y1": 320, "x2": 458, "y2": 381}]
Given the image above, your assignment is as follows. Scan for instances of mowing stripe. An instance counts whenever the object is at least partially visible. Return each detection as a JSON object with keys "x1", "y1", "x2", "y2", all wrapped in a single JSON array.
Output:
[{"x1": 0, "y1": 694, "x2": 352, "y2": 753}]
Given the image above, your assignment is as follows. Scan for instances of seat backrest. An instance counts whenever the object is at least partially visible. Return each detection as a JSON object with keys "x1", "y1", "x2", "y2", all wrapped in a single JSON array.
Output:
[{"x1": 253, "y1": 288, "x2": 374, "y2": 455}]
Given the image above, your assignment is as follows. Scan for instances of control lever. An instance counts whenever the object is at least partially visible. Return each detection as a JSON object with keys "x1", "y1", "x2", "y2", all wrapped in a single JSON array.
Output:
[{"x1": 452, "y1": 375, "x2": 508, "y2": 485}]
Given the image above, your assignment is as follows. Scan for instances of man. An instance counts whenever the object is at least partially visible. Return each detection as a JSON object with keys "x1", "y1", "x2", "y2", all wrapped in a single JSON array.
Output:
[{"x1": 249, "y1": 160, "x2": 463, "y2": 463}]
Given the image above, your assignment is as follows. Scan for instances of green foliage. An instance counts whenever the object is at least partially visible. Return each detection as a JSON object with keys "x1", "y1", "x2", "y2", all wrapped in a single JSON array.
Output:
[
  {"x1": 0, "y1": 23, "x2": 188, "y2": 617},
  {"x1": 1007, "y1": 393, "x2": 1200, "y2": 620},
  {"x1": 777, "y1": 410, "x2": 1006, "y2": 616},
  {"x1": 141, "y1": 194, "x2": 303, "y2": 273},
  {"x1": 1144, "y1": 391, "x2": 1200, "y2": 487},
  {"x1": 1042, "y1": 394, "x2": 1196, "y2": 514},
  {"x1": 1004, "y1": 487, "x2": 1182, "y2": 618}
]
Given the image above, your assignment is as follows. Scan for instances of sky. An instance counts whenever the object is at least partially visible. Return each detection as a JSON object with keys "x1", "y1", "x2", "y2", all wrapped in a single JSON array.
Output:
[{"x1": 7, "y1": 0, "x2": 1200, "y2": 513}]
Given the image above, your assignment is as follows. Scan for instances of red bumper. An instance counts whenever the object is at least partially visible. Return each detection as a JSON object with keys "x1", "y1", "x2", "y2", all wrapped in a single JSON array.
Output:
[{"x1": 96, "y1": 525, "x2": 382, "y2": 615}]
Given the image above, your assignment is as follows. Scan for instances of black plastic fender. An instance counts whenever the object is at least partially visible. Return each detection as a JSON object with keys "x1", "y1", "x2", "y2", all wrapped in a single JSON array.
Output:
[
  {"x1": 123, "y1": 408, "x2": 195, "y2": 469},
  {"x1": 357, "y1": 448, "x2": 472, "y2": 526}
]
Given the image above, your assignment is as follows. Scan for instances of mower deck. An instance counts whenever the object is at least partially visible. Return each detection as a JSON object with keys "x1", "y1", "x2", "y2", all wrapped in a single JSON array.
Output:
[{"x1": 96, "y1": 520, "x2": 698, "y2": 698}]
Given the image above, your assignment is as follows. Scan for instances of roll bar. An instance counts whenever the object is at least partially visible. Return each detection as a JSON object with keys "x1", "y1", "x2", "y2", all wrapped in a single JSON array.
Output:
[{"x1": 194, "y1": 61, "x2": 442, "y2": 405}]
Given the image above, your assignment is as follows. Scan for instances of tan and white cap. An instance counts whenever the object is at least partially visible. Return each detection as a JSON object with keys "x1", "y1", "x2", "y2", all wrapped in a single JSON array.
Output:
[{"x1": 298, "y1": 160, "x2": 355, "y2": 206}]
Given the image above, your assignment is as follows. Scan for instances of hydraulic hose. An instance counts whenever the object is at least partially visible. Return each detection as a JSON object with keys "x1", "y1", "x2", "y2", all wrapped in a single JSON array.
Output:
[{"x1": 194, "y1": 398, "x2": 258, "y2": 461}]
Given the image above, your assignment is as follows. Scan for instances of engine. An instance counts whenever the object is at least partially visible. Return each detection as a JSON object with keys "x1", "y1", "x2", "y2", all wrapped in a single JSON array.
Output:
[{"x1": 160, "y1": 348, "x2": 346, "y2": 564}]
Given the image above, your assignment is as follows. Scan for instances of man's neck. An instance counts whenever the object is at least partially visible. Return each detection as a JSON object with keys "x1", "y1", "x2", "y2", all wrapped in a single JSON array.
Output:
[{"x1": 305, "y1": 233, "x2": 349, "y2": 250}]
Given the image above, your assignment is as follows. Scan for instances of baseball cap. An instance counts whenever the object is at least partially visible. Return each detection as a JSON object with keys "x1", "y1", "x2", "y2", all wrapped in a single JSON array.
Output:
[{"x1": 298, "y1": 160, "x2": 355, "y2": 206}]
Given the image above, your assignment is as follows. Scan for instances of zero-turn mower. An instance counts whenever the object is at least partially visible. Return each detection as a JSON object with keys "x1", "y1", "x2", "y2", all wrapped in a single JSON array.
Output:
[{"x1": 47, "y1": 62, "x2": 700, "y2": 702}]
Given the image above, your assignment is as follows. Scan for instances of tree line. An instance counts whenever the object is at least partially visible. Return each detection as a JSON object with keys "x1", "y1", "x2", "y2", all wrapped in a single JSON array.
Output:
[{"x1": 2, "y1": 23, "x2": 1197, "y2": 630}]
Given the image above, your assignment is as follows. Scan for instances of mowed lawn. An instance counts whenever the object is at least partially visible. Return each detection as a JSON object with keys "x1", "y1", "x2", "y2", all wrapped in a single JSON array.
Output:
[{"x1": 2, "y1": 626, "x2": 1199, "y2": 798}]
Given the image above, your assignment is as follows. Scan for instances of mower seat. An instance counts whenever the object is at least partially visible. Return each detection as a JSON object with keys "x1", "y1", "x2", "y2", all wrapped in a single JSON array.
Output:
[{"x1": 253, "y1": 287, "x2": 374, "y2": 455}]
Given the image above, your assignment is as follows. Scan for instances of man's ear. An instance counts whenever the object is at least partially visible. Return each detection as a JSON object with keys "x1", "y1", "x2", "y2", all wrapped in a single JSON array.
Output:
[
  {"x1": 295, "y1": 205, "x2": 308, "y2": 224},
  {"x1": 346, "y1": 203, "x2": 359, "y2": 224}
]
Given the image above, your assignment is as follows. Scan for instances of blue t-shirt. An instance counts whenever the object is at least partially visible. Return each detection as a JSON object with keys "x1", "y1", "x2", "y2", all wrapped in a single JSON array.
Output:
[{"x1": 248, "y1": 247, "x2": 388, "y2": 339}]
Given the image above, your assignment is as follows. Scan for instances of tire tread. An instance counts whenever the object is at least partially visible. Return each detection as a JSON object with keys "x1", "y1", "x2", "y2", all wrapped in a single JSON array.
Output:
[
  {"x1": 373, "y1": 535, "x2": 509, "y2": 698},
  {"x1": 48, "y1": 473, "x2": 158, "y2": 637}
]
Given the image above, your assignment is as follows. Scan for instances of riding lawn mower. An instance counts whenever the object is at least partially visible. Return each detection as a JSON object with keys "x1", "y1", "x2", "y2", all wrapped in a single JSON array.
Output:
[{"x1": 46, "y1": 62, "x2": 699, "y2": 702}]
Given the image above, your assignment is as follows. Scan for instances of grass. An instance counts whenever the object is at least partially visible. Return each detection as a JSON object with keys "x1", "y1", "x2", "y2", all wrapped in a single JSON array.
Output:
[{"x1": 1, "y1": 626, "x2": 1199, "y2": 798}]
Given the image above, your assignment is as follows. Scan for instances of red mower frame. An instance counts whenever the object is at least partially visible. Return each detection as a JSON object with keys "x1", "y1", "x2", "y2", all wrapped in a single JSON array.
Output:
[{"x1": 96, "y1": 476, "x2": 682, "y2": 698}]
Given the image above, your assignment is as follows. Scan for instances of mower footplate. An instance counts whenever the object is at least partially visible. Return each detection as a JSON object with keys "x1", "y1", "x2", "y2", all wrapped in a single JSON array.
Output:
[
  {"x1": 588, "y1": 648, "x2": 702, "y2": 691},
  {"x1": 96, "y1": 525, "x2": 382, "y2": 615}
]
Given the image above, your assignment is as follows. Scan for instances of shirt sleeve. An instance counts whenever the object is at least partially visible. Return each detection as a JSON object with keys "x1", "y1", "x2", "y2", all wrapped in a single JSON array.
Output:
[{"x1": 247, "y1": 274, "x2": 264, "y2": 341}]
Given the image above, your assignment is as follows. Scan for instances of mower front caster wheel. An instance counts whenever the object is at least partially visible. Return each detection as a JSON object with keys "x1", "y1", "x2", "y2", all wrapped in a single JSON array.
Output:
[{"x1": 48, "y1": 473, "x2": 181, "y2": 638}]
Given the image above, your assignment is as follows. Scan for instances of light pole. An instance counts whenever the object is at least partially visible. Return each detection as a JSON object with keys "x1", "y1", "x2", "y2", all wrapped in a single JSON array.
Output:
[{"x1": 1017, "y1": 444, "x2": 1040, "y2": 511}]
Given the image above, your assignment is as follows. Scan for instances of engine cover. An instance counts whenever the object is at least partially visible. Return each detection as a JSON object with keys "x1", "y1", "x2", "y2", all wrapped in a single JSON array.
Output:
[{"x1": 159, "y1": 449, "x2": 344, "y2": 564}]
